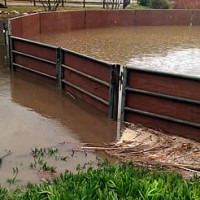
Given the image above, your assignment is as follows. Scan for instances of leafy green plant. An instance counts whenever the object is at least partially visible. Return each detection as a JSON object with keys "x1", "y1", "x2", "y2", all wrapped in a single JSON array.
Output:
[
  {"x1": 0, "y1": 186, "x2": 7, "y2": 199},
  {"x1": 30, "y1": 147, "x2": 58, "y2": 158},
  {"x1": 60, "y1": 155, "x2": 69, "y2": 161},
  {"x1": 47, "y1": 148, "x2": 58, "y2": 156},
  {"x1": 29, "y1": 147, "x2": 58, "y2": 173},
  {"x1": 1, "y1": 162, "x2": 200, "y2": 199},
  {"x1": 41, "y1": 162, "x2": 57, "y2": 173}
]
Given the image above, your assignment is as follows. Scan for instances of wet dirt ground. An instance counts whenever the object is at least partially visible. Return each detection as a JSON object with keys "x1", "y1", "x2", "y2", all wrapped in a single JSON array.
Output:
[{"x1": 0, "y1": 19, "x2": 116, "y2": 188}]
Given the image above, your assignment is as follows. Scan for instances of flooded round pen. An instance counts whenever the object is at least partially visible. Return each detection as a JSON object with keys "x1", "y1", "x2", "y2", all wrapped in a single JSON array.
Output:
[
  {"x1": 0, "y1": 19, "x2": 116, "y2": 187},
  {"x1": 2, "y1": 9, "x2": 200, "y2": 188},
  {"x1": 32, "y1": 26, "x2": 200, "y2": 76}
]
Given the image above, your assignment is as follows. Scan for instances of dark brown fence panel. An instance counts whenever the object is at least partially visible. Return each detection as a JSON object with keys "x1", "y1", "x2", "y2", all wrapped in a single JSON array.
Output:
[
  {"x1": 85, "y1": 10, "x2": 135, "y2": 28},
  {"x1": 10, "y1": 14, "x2": 40, "y2": 38},
  {"x1": 40, "y1": 12, "x2": 71, "y2": 33},
  {"x1": 10, "y1": 17, "x2": 23, "y2": 37},
  {"x1": 40, "y1": 11, "x2": 85, "y2": 34},
  {"x1": 62, "y1": 49, "x2": 118, "y2": 118},
  {"x1": 127, "y1": 70, "x2": 200, "y2": 101},
  {"x1": 64, "y1": 70, "x2": 110, "y2": 101},
  {"x1": 63, "y1": 51, "x2": 110, "y2": 82},
  {"x1": 13, "y1": 39, "x2": 56, "y2": 62},
  {"x1": 14, "y1": 55, "x2": 56, "y2": 77},
  {"x1": 192, "y1": 11, "x2": 200, "y2": 26},
  {"x1": 22, "y1": 14, "x2": 40, "y2": 38},
  {"x1": 10, "y1": 36, "x2": 57, "y2": 81},
  {"x1": 126, "y1": 92, "x2": 200, "y2": 124},
  {"x1": 122, "y1": 67, "x2": 200, "y2": 141},
  {"x1": 70, "y1": 11, "x2": 86, "y2": 30},
  {"x1": 134, "y1": 10, "x2": 193, "y2": 26}
]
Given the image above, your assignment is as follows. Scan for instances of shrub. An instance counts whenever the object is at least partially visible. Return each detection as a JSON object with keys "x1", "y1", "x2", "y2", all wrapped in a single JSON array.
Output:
[{"x1": 149, "y1": 0, "x2": 170, "y2": 9}]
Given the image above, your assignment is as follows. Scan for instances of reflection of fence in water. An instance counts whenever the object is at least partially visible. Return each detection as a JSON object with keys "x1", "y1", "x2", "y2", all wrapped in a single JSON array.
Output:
[{"x1": 10, "y1": 73, "x2": 116, "y2": 143}]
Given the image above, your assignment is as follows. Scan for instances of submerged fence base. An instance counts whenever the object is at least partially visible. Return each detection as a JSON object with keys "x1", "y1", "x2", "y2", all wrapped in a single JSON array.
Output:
[{"x1": 8, "y1": 10, "x2": 200, "y2": 141}]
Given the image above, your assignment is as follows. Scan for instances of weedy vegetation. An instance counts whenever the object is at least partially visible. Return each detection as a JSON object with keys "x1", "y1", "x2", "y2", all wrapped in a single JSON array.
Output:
[
  {"x1": 6, "y1": 167, "x2": 20, "y2": 186},
  {"x1": 29, "y1": 147, "x2": 66, "y2": 173},
  {"x1": 0, "y1": 162, "x2": 199, "y2": 199}
]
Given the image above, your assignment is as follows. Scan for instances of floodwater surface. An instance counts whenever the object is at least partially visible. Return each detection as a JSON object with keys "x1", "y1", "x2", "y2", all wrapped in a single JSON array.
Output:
[
  {"x1": 32, "y1": 26, "x2": 200, "y2": 76},
  {"x1": 0, "y1": 19, "x2": 116, "y2": 187}
]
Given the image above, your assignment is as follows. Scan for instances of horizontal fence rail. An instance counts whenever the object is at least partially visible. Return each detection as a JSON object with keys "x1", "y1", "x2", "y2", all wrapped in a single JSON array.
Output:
[{"x1": 121, "y1": 67, "x2": 200, "y2": 140}]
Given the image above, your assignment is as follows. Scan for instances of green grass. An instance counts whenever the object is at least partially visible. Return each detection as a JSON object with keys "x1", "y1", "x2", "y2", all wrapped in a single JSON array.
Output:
[{"x1": 0, "y1": 162, "x2": 200, "y2": 200}]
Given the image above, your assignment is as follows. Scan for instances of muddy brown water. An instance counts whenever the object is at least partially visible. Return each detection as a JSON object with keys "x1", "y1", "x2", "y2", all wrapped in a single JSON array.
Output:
[
  {"x1": 0, "y1": 19, "x2": 116, "y2": 188},
  {"x1": 32, "y1": 26, "x2": 200, "y2": 76}
]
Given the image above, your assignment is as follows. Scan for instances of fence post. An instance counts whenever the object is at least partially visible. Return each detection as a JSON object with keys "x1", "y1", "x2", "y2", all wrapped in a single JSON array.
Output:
[
  {"x1": 115, "y1": 65, "x2": 125, "y2": 140},
  {"x1": 56, "y1": 48, "x2": 63, "y2": 89},
  {"x1": 120, "y1": 66, "x2": 127, "y2": 122},
  {"x1": 3, "y1": 23, "x2": 7, "y2": 47},
  {"x1": 108, "y1": 64, "x2": 120, "y2": 120},
  {"x1": 117, "y1": 65, "x2": 124, "y2": 122},
  {"x1": 9, "y1": 36, "x2": 15, "y2": 71}
]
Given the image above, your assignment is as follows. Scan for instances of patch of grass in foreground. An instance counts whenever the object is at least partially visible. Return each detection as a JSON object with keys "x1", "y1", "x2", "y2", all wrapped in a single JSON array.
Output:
[{"x1": 0, "y1": 162, "x2": 200, "y2": 200}]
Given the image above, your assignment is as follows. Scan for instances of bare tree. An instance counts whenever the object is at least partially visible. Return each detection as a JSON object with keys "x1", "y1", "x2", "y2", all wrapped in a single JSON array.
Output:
[
  {"x1": 38, "y1": 0, "x2": 64, "y2": 11},
  {"x1": 103, "y1": 0, "x2": 121, "y2": 9}
]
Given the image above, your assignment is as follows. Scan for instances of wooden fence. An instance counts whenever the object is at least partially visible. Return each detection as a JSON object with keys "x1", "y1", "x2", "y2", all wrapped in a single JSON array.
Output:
[{"x1": 121, "y1": 67, "x2": 200, "y2": 140}]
